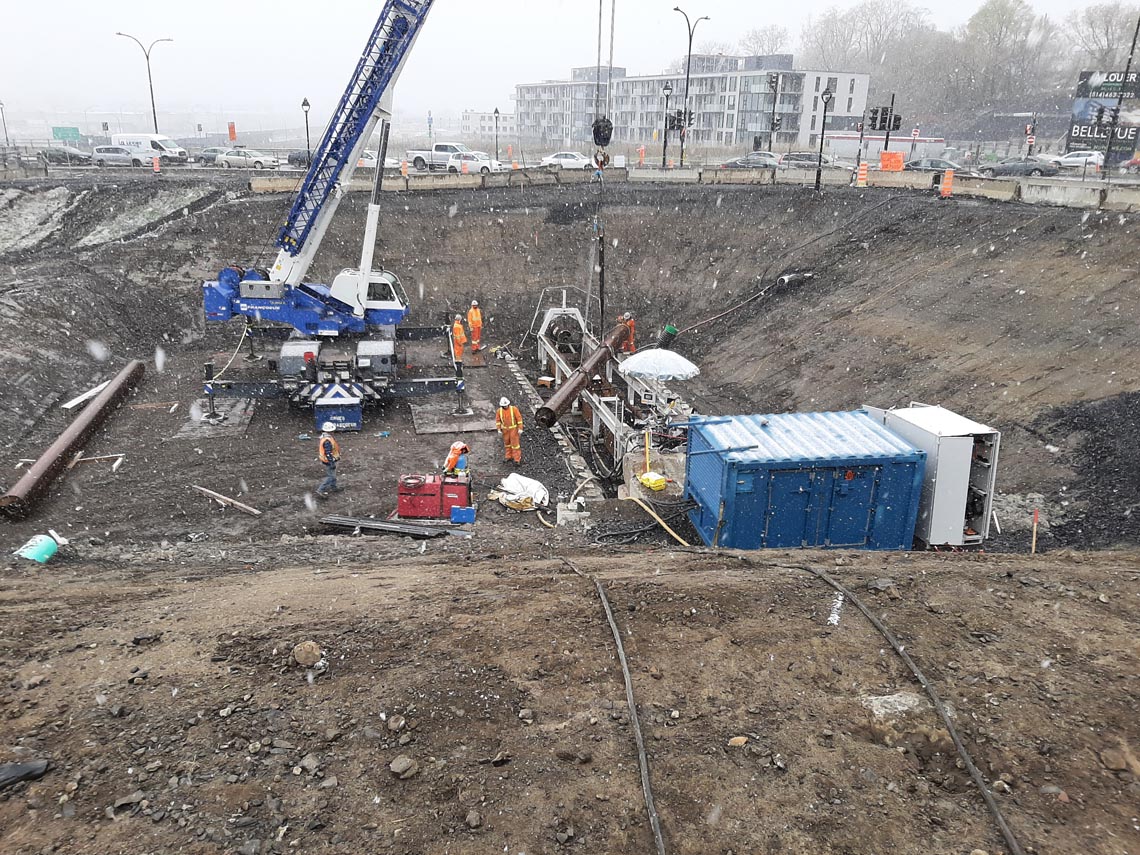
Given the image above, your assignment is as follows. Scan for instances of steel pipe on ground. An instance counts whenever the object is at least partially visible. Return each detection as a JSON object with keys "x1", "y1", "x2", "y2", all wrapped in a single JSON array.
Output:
[
  {"x1": 1, "y1": 360, "x2": 146, "y2": 518},
  {"x1": 535, "y1": 323, "x2": 629, "y2": 428}
]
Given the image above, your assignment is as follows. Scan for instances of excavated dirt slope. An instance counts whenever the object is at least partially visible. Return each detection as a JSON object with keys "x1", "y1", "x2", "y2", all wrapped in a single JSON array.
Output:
[{"x1": 0, "y1": 176, "x2": 1138, "y2": 855}]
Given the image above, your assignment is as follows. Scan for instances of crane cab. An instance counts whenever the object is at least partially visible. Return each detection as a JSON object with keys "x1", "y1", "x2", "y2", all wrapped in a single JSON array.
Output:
[{"x1": 328, "y1": 268, "x2": 410, "y2": 326}]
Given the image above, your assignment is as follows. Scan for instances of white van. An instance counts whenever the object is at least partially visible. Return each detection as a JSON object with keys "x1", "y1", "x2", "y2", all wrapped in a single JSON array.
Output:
[{"x1": 110, "y1": 133, "x2": 188, "y2": 165}]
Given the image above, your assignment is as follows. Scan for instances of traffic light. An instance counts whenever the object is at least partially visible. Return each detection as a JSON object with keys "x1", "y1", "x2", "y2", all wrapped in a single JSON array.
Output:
[
  {"x1": 856, "y1": 122, "x2": 864, "y2": 133},
  {"x1": 686, "y1": 109, "x2": 695, "y2": 128},
  {"x1": 1095, "y1": 106, "x2": 1106, "y2": 125},
  {"x1": 869, "y1": 107, "x2": 880, "y2": 129},
  {"x1": 891, "y1": 113, "x2": 902, "y2": 131},
  {"x1": 1111, "y1": 106, "x2": 1121, "y2": 124},
  {"x1": 772, "y1": 116, "x2": 782, "y2": 130}
]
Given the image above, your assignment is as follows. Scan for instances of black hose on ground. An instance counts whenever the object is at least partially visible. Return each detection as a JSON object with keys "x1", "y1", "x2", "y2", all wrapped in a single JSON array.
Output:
[{"x1": 562, "y1": 559, "x2": 667, "y2": 855}]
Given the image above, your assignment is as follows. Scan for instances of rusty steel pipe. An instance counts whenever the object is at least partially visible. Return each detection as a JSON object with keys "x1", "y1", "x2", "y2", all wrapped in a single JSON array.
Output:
[
  {"x1": 535, "y1": 323, "x2": 629, "y2": 428},
  {"x1": 1, "y1": 359, "x2": 146, "y2": 518}
]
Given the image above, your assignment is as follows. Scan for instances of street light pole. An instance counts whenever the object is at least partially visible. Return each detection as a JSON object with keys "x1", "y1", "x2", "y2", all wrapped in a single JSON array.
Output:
[
  {"x1": 116, "y1": 33, "x2": 172, "y2": 134},
  {"x1": 301, "y1": 97, "x2": 311, "y2": 163},
  {"x1": 1104, "y1": 13, "x2": 1140, "y2": 182},
  {"x1": 815, "y1": 89, "x2": 833, "y2": 191},
  {"x1": 768, "y1": 72, "x2": 780, "y2": 151},
  {"x1": 0, "y1": 101, "x2": 9, "y2": 147},
  {"x1": 673, "y1": 6, "x2": 709, "y2": 168},
  {"x1": 661, "y1": 81, "x2": 673, "y2": 168},
  {"x1": 494, "y1": 107, "x2": 500, "y2": 162}
]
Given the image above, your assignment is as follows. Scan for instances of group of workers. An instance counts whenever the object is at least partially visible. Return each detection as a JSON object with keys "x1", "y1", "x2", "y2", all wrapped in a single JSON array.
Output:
[
  {"x1": 451, "y1": 300, "x2": 483, "y2": 361},
  {"x1": 314, "y1": 395, "x2": 526, "y2": 496}
]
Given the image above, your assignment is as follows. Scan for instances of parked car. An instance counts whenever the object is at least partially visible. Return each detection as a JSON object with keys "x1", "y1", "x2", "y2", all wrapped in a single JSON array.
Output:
[
  {"x1": 405, "y1": 142, "x2": 470, "y2": 171},
  {"x1": 904, "y1": 157, "x2": 978, "y2": 176},
  {"x1": 287, "y1": 150, "x2": 312, "y2": 167},
  {"x1": 779, "y1": 151, "x2": 850, "y2": 169},
  {"x1": 1050, "y1": 149, "x2": 1105, "y2": 170},
  {"x1": 470, "y1": 151, "x2": 508, "y2": 172},
  {"x1": 722, "y1": 151, "x2": 779, "y2": 169},
  {"x1": 92, "y1": 145, "x2": 134, "y2": 167},
  {"x1": 539, "y1": 151, "x2": 592, "y2": 169},
  {"x1": 196, "y1": 147, "x2": 230, "y2": 165},
  {"x1": 445, "y1": 151, "x2": 505, "y2": 174},
  {"x1": 357, "y1": 150, "x2": 379, "y2": 168},
  {"x1": 216, "y1": 149, "x2": 280, "y2": 169},
  {"x1": 40, "y1": 146, "x2": 92, "y2": 165},
  {"x1": 979, "y1": 157, "x2": 1059, "y2": 178}
]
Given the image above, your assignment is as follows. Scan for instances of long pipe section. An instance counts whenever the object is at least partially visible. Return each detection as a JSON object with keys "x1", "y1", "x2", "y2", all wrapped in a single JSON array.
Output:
[
  {"x1": 1, "y1": 359, "x2": 146, "y2": 518},
  {"x1": 535, "y1": 323, "x2": 629, "y2": 428}
]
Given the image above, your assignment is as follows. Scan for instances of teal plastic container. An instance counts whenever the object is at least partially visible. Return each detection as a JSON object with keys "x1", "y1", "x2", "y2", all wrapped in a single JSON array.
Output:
[{"x1": 15, "y1": 535, "x2": 58, "y2": 563}]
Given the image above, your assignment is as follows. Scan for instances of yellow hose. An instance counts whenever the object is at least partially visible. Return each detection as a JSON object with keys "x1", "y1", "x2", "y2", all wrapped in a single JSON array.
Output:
[{"x1": 621, "y1": 496, "x2": 690, "y2": 547}]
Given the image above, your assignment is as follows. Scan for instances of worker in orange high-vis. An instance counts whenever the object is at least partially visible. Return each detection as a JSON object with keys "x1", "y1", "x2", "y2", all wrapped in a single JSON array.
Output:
[
  {"x1": 495, "y1": 396, "x2": 523, "y2": 464},
  {"x1": 617, "y1": 311, "x2": 636, "y2": 353},
  {"x1": 451, "y1": 314, "x2": 467, "y2": 361},
  {"x1": 467, "y1": 300, "x2": 483, "y2": 351}
]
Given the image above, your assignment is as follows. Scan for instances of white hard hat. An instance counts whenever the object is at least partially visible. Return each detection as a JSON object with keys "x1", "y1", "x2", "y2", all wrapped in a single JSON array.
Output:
[
  {"x1": 471, "y1": 299, "x2": 479, "y2": 306},
  {"x1": 321, "y1": 422, "x2": 337, "y2": 433},
  {"x1": 499, "y1": 397, "x2": 510, "y2": 407},
  {"x1": 623, "y1": 312, "x2": 632, "y2": 320},
  {"x1": 454, "y1": 313, "x2": 462, "y2": 320}
]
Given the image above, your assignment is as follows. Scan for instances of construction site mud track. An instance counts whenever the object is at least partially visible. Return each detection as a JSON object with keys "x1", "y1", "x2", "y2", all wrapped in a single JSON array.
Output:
[{"x1": 0, "y1": 176, "x2": 1138, "y2": 853}]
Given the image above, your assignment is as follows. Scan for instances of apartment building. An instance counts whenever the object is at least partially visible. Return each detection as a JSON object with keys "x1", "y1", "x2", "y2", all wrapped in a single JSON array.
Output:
[
  {"x1": 460, "y1": 110, "x2": 517, "y2": 139},
  {"x1": 515, "y1": 56, "x2": 869, "y2": 152}
]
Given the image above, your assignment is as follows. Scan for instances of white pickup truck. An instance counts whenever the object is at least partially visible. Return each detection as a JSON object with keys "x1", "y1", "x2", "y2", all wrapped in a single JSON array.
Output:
[{"x1": 404, "y1": 142, "x2": 470, "y2": 171}]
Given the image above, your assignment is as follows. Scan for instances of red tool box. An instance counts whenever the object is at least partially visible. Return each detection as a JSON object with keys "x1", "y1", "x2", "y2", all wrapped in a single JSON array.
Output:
[{"x1": 398, "y1": 473, "x2": 471, "y2": 519}]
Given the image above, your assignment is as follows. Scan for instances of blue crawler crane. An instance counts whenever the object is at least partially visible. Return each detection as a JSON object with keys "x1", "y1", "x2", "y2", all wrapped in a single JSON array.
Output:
[{"x1": 201, "y1": 0, "x2": 460, "y2": 429}]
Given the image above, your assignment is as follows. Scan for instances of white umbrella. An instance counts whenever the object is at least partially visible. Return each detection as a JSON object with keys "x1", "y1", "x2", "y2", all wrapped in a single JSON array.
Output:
[{"x1": 617, "y1": 348, "x2": 700, "y2": 381}]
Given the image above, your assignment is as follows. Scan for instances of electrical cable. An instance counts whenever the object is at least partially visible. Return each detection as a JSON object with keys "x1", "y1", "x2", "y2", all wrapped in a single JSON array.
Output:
[
  {"x1": 561, "y1": 559, "x2": 668, "y2": 855},
  {"x1": 211, "y1": 324, "x2": 250, "y2": 381}
]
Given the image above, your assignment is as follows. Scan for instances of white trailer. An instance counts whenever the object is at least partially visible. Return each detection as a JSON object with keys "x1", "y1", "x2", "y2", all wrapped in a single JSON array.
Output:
[{"x1": 865, "y1": 403, "x2": 1000, "y2": 547}]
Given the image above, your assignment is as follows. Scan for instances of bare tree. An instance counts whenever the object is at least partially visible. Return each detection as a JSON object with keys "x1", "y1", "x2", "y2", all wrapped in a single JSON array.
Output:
[
  {"x1": 799, "y1": 9, "x2": 863, "y2": 70},
  {"x1": 1068, "y1": 2, "x2": 1140, "y2": 68},
  {"x1": 740, "y1": 25, "x2": 789, "y2": 56}
]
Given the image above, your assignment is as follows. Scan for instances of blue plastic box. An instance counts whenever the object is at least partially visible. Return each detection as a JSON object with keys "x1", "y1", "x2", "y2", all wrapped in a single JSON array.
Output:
[
  {"x1": 450, "y1": 505, "x2": 476, "y2": 524},
  {"x1": 684, "y1": 411, "x2": 925, "y2": 550}
]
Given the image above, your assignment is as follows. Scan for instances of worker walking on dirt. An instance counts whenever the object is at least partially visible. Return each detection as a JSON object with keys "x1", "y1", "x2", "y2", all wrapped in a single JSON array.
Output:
[
  {"x1": 316, "y1": 423, "x2": 341, "y2": 497},
  {"x1": 467, "y1": 300, "x2": 483, "y2": 352},
  {"x1": 451, "y1": 314, "x2": 468, "y2": 361},
  {"x1": 444, "y1": 440, "x2": 470, "y2": 475},
  {"x1": 496, "y1": 396, "x2": 523, "y2": 464},
  {"x1": 617, "y1": 312, "x2": 636, "y2": 353}
]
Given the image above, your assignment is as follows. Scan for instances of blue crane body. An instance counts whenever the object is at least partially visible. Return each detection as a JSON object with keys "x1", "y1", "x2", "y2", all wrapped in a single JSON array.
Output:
[{"x1": 200, "y1": 0, "x2": 459, "y2": 429}]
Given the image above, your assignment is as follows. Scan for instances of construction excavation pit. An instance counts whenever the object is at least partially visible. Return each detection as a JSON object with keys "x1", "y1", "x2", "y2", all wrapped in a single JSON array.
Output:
[{"x1": 1, "y1": 172, "x2": 1138, "y2": 855}]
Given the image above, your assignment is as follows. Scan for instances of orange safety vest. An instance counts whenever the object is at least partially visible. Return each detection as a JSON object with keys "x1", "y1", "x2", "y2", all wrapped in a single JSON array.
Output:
[
  {"x1": 318, "y1": 435, "x2": 340, "y2": 463},
  {"x1": 496, "y1": 405, "x2": 522, "y2": 431},
  {"x1": 452, "y1": 320, "x2": 467, "y2": 344},
  {"x1": 445, "y1": 442, "x2": 469, "y2": 472},
  {"x1": 467, "y1": 306, "x2": 482, "y2": 328}
]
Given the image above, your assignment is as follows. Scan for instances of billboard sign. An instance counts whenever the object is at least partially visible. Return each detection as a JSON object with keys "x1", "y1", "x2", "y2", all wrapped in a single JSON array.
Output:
[{"x1": 1068, "y1": 70, "x2": 1140, "y2": 162}]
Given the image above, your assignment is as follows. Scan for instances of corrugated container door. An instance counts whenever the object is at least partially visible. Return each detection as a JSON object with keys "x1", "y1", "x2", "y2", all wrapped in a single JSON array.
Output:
[
  {"x1": 761, "y1": 469, "x2": 813, "y2": 548},
  {"x1": 820, "y1": 466, "x2": 879, "y2": 547}
]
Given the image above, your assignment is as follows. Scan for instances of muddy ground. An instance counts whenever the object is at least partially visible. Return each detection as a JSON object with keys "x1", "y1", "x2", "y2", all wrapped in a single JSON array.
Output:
[
  {"x1": 1, "y1": 176, "x2": 1139, "y2": 853},
  {"x1": 1, "y1": 548, "x2": 1137, "y2": 855}
]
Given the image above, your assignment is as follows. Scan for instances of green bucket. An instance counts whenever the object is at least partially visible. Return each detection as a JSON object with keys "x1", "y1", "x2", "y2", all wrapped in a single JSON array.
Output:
[{"x1": 15, "y1": 535, "x2": 58, "y2": 564}]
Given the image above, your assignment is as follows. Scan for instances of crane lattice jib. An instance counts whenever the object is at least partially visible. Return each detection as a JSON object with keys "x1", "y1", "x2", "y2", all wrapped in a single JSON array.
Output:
[{"x1": 276, "y1": 0, "x2": 430, "y2": 256}]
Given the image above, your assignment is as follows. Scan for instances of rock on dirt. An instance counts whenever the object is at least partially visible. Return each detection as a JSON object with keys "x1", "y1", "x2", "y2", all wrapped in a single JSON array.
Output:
[
  {"x1": 389, "y1": 755, "x2": 419, "y2": 779},
  {"x1": 292, "y1": 640, "x2": 323, "y2": 667}
]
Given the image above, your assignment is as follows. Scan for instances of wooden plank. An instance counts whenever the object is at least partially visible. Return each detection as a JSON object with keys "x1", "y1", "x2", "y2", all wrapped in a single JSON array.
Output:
[
  {"x1": 190, "y1": 484, "x2": 263, "y2": 517},
  {"x1": 61, "y1": 381, "x2": 109, "y2": 411}
]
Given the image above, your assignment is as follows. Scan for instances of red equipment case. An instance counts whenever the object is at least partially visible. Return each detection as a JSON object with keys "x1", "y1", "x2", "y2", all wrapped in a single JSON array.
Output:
[{"x1": 398, "y1": 473, "x2": 471, "y2": 519}]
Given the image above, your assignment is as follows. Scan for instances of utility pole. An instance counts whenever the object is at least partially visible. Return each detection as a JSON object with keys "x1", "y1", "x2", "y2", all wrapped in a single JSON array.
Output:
[
  {"x1": 854, "y1": 105, "x2": 867, "y2": 172},
  {"x1": 661, "y1": 81, "x2": 673, "y2": 167},
  {"x1": 0, "y1": 100, "x2": 9, "y2": 147},
  {"x1": 116, "y1": 33, "x2": 172, "y2": 133},
  {"x1": 768, "y1": 72, "x2": 780, "y2": 151},
  {"x1": 1104, "y1": 13, "x2": 1140, "y2": 182},
  {"x1": 673, "y1": 6, "x2": 709, "y2": 168},
  {"x1": 493, "y1": 107, "x2": 500, "y2": 162},
  {"x1": 882, "y1": 92, "x2": 897, "y2": 152}
]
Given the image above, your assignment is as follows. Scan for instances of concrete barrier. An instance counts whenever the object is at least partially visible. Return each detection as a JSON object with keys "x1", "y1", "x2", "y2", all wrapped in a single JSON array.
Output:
[
  {"x1": 1102, "y1": 185, "x2": 1140, "y2": 212},
  {"x1": 951, "y1": 176, "x2": 1021, "y2": 202},
  {"x1": 775, "y1": 168, "x2": 850, "y2": 186},
  {"x1": 867, "y1": 171, "x2": 936, "y2": 191},
  {"x1": 701, "y1": 168, "x2": 775, "y2": 185},
  {"x1": 629, "y1": 168, "x2": 701, "y2": 183},
  {"x1": 1019, "y1": 180, "x2": 1105, "y2": 209}
]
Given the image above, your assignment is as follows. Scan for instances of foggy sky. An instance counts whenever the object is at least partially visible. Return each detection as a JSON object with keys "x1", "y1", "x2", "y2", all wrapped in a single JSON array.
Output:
[{"x1": 1, "y1": 0, "x2": 1108, "y2": 136}]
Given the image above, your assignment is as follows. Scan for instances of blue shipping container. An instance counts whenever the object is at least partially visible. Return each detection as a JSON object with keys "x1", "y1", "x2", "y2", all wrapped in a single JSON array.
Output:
[{"x1": 684, "y1": 411, "x2": 926, "y2": 550}]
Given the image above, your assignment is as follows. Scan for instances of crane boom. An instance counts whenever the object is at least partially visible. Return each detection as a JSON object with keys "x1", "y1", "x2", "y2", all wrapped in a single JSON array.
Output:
[{"x1": 271, "y1": 0, "x2": 435, "y2": 287}]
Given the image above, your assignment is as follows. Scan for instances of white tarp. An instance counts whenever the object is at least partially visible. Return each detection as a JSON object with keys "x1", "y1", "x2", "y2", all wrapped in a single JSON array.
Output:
[
  {"x1": 617, "y1": 348, "x2": 700, "y2": 381},
  {"x1": 496, "y1": 473, "x2": 549, "y2": 508}
]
